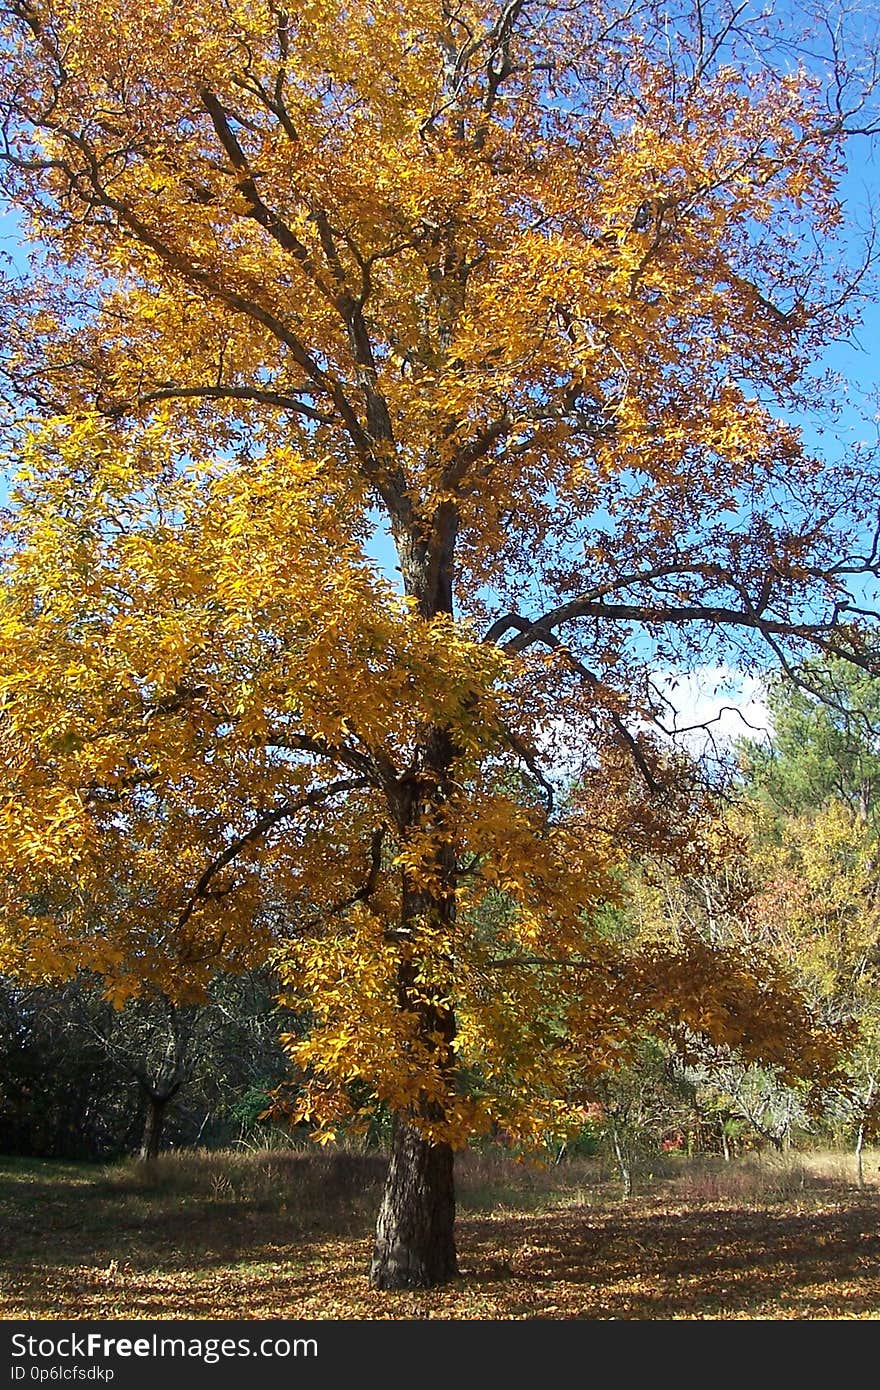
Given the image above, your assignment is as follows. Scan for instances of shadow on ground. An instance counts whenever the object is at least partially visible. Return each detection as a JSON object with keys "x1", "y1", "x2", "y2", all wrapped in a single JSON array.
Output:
[
  {"x1": 1, "y1": 1155, "x2": 878, "y2": 1318},
  {"x1": 456, "y1": 1196, "x2": 880, "y2": 1318}
]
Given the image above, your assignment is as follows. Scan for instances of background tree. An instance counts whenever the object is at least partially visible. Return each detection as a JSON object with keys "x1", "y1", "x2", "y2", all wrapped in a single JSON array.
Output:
[
  {"x1": 741, "y1": 659, "x2": 880, "y2": 824},
  {"x1": 591, "y1": 1039, "x2": 698, "y2": 1196},
  {"x1": 633, "y1": 663, "x2": 880, "y2": 1170},
  {"x1": 741, "y1": 668, "x2": 880, "y2": 1180},
  {"x1": 0, "y1": 974, "x2": 144, "y2": 1158},
  {"x1": 0, "y1": 967, "x2": 299, "y2": 1160},
  {"x1": 0, "y1": 0, "x2": 878, "y2": 1288},
  {"x1": 79, "y1": 970, "x2": 300, "y2": 1161}
]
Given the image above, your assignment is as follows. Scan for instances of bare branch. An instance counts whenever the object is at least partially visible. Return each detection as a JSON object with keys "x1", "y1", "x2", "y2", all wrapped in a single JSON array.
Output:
[{"x1": 485, "y1": 610, "x2": 660, "y2": 793}]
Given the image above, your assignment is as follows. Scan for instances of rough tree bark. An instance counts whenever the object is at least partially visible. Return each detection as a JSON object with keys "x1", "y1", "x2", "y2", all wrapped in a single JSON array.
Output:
[
  {"x1": 370, "y1": 1116, "x2": 457, "y2": 1287},
  {"x1": 369, "y1": 725, "x2": 461, "y2": 1288},
  {"x1": 369, "y1": 510, "x2": 461, "y2": 1290},
  {"x1": 138, "y1": 1087, "x2": 174, "y2": 1162}
]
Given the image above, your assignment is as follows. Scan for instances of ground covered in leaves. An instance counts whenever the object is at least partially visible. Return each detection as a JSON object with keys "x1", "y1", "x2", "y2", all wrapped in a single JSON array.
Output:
[{"x1": 1, "y1": 1147, "x2": 878, "y2": 1319}]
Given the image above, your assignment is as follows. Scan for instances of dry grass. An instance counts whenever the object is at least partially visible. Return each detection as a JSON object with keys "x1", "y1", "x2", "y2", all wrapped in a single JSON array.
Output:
[
  {"x1": 1, "y1": 1146, "x2": 879, "y2": 1319},
  {"x1": 108, "y1": 1145, "x2": 389, "y2": 1215}
]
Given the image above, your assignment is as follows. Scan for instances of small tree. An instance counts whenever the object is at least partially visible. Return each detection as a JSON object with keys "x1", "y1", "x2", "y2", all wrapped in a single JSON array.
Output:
[
  {"x1": 79, "y1": 969, "x2": 300, "y2": 1160},
  {"x1": 0, "y1": 967, "x2": 299, "y2": 1159},
  {"x1": 593, "y1": 1040, "x2": 697, "y2": 1196}
]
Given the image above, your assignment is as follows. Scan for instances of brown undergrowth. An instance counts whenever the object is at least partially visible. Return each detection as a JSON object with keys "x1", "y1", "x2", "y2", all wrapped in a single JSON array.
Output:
[{"x1": 1, "y1": 1147, "x2": 878, "y2": 1319}]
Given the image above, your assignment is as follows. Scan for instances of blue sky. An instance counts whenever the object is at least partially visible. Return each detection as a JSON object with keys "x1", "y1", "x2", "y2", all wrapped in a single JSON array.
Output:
[{"x1": 811, "y1": 133, "x2": 879, "y2": 436}]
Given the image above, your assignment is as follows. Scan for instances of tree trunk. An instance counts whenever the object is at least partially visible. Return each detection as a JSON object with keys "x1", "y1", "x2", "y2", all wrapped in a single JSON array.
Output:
[
  {"x1": 611, "y1": 1122, "x2": 633, "y2": 1199},
  {"x1": 370, "y1": 1116, "x2": 457, "y2": 1288},
  {"x1": 369, "y1": 859, "x2": 459, "y2": 1289},
  {"x1": 368, "y1": 709, "x2": 460, "y2": 1289},
  {"x1": 856, "y1": 1075, "x2": 875, "y2": 1188},
  {"x1": 139, "y1": 1092, "x2": 169, "y2": 1162},
  {"x1": 369, "y1": 500, "x2": 461, "y2": 1289}
]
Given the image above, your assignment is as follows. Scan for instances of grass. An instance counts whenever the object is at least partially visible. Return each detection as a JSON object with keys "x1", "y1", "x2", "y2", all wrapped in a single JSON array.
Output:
[{"x1": 1, "y1": 1146, "x2": 879, "y2": 1319}]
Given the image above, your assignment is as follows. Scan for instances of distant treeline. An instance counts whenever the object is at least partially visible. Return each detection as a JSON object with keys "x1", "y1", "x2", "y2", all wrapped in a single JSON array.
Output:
[{"x1": 0, "y1": 969, "x2": 299, "y2": 1160}]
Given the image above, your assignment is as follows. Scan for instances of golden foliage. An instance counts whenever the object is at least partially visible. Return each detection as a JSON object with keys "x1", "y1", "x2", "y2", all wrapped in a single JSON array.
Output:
[{"x1": 0, "y1": 0, "x2": 873, "y2": 1147}]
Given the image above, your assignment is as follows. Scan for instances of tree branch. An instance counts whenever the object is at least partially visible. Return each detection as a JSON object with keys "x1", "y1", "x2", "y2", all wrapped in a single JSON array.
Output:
[
  {"x1": 200, "y1": 89, "x2": 339, "y2": 303},
  {"x1": 176, "y1": 776, "x2": 370, "y2": 928},
  {"x1": 486, "y1": 594, "x2": 877, "y2": 671},
  {"x1": 484, "y1": 611, "x2": 660, "y2": 793},
  {"x1": 138, "y1": 383, "x2": 334, "y2": 423}
]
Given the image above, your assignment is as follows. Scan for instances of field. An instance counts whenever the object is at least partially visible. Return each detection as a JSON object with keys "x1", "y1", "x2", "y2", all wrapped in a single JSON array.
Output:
[{"x1": 1, "y1": 1147, "x2": 879, "y2": 1320}]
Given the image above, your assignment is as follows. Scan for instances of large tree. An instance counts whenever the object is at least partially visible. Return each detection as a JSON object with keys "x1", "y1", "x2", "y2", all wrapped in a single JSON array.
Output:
[{"x1": 0, "y1": 0, "x2": 878, "y2": 1287}]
